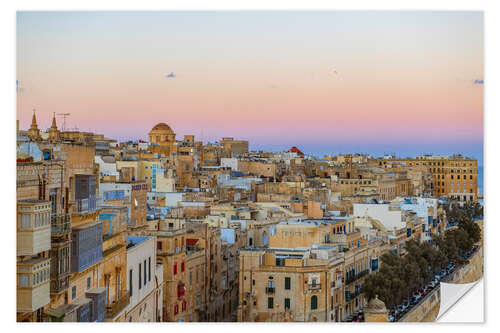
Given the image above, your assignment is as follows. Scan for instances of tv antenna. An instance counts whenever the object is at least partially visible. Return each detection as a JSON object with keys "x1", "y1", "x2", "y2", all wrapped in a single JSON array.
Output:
[{"x1": 57, "y1": 113, "x2": 71, "y2": 131}]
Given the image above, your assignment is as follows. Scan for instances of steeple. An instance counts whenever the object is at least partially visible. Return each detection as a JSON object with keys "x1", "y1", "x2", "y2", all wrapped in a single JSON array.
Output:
[
  {"x1": 30, "y1": 109, "x2": 38, "y2": 130},
  {"x1": 27, "y1": 108, "x2": 41, "y2": 140},
  {"x1": 51, "y1": 112, "x2": 58, "y2": 130},
  {"x1": 48, "y1": 112, "x2": 60, "y2": 142}
]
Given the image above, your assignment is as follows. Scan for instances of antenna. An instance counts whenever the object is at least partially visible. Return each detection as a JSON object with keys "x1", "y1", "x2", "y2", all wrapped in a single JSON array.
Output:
[{"x1": 56, "y1": 113, "x2": 71, "y2": 131}]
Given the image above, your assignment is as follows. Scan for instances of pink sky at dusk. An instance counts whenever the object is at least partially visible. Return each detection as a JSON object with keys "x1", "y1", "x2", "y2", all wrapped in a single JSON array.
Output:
[{"x1": 16, "y1": 11, "x2": 483, "y2": 159}]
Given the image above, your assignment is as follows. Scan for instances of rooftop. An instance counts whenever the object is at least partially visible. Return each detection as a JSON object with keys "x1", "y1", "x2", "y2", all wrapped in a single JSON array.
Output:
[{"x1": 126, "y1": 235, "x2": 149, "y2": 249}]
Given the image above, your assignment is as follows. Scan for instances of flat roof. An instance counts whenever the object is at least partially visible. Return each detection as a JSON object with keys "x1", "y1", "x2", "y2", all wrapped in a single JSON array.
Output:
[{"x1": 126, "y1": 235, "x2": 150, "y2": 248}]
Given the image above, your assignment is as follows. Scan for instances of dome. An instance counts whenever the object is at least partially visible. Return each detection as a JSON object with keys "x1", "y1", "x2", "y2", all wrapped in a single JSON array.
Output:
[
  {"x1": 149, "y1": 122, "x2": 176, "y2": 144},
  {"x1": 151, "y1": 122, "x2": 173, "y2": 133}
]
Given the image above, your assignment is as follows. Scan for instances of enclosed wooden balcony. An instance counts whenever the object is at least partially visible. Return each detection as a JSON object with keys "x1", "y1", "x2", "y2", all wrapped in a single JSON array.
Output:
[
  {"x1": 50, "y1": 239, "x2": 70, "y2": 294},
  {"x1": 17, "y1": 200, "x2": 51, "y2": 256},
  {"x1": 17, "y1": 257, "x2": 51, "y2": 313}
]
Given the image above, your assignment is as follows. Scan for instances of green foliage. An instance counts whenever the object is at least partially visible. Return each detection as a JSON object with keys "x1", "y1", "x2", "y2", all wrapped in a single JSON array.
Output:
[{"x1": 362, "y1": 209, "x2": 481, "y2": 308}]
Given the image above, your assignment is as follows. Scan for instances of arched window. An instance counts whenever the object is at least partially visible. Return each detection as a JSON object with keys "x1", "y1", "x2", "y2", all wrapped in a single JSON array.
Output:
[{"x1": 311, "y1": 295, "x2": 318, "y2": 310}]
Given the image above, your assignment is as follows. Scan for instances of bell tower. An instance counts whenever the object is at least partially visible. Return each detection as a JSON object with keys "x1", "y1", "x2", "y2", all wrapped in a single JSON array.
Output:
[
  {"x1": 345, "y1": 154, "x2": 353, "y2": 179},
  {"x1": 28, "y1": 108, "x2": 41, "y2": 140},
  {"x1": 48, "y1": 112, "x2": 60, "y2": 141}
]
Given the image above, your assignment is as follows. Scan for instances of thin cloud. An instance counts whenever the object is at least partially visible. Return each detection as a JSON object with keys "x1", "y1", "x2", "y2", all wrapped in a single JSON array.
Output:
[
  {"x1": 165, "y1": 72, "x2": 176, "y2": 79},
  {"x1": 473, "y1": 79, "x2": 484, "y2": 84}
]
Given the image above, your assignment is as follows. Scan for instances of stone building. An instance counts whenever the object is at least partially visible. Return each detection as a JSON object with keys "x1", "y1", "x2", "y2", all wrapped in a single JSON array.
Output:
[{"x1": 237, "y1": 247, "x2": 344, "y2": 322}]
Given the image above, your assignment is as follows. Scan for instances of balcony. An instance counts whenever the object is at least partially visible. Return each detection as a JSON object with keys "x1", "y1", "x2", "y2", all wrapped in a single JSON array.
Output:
[
  {"x1": 17, "y1": 257, "x2": 51, "y2": 313},
  {"x1": 308, "y1": 283, "x2": 321, "y2": 293},
  {"x1": 51, "y1": 214, "x2": 71, "y2": 234},
  {"x1": 265, "y1": 287, "x2": 275, "y2": 294},
  {"x1": 75, "y1": 196, "x2": 98, "y2": 214},
  {"x1": 71, "y1": 223, "x2": 103, "y2": 273},
  {"x1": 106, "y1": 292, "x2": 130, "y2": 319},
  {"x1": 17, "y1": 200, "x2": 51, "y2": 256},
  {"x1": 50, "y1": 274, "x2": 70, "y2": 295},
  {"x1": 50, "y1": 240, "x2": 70, "y2": 294}
]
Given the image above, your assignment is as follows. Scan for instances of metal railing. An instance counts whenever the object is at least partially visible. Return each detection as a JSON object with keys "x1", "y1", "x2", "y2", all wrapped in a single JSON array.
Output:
[
  {"x1": 309, "y1": 283, "x2": 321, "y2": 290},
  {"x1": 76, "y1": 196, "x2": 99, "y2": 213},
  {"x1": 265, "y1": 287, "x2": 275, "y2": 294},
  {"x1": 50, "y1": 274, "x2": 70, "y2": 294},
  {"x1": 51, "y1": 214, "x2": 71, "y2": 234}
]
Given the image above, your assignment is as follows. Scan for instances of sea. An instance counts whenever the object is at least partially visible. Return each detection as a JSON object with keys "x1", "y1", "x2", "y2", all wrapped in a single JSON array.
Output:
[{"x1": 478, "y1": 166, "x2": 483, "y2": 196}]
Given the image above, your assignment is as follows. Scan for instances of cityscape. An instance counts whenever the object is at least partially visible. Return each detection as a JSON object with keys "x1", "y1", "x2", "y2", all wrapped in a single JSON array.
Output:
[{"x1": 15, "y1": 11, "x2": 483, "y2": 323}]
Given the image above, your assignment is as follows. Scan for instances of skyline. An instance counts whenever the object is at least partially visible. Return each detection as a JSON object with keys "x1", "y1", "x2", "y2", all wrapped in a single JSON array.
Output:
[{"x1": 16, "y1": 11, "x2": 484, "y2": 162}]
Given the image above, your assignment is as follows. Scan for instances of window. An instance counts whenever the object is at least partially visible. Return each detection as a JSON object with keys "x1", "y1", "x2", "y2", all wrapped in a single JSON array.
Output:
[
  {"x1": 174, "y1": 304, "x2": 179, "y2": 315},
  {"x1": 144, "y1": 260, "x2": 147, "y2": 286},
  {"x1": 139, "y1": 263, "x2": 142, "y2": 290},
  {"x1": 181, "y1": 261, "x2": 185, "y2": 272},
  {"x1": 182, "y1": 300, "x2": 186, "y2": 312},
  {"x1": 87, "y1": 277, "x2": 91, "y2": 290},
  {"x1": 284, "y1": 298, "x2": 291, "y2": 310},
  {"x1": 311, "y1": 295, "x2": 318, "y2": 310},
  {"x1": 268, "y1": 297, "x2": 274, "y2": 309},
  {"x1": 267, "y1": 280, "x2": 274, "y2": 288},
  {"x1": 72, "y1": 286, "x2": 76, "y2": 300},
  {"x1": 19, "y1": 274, "x2": 29, "y2": 287},
  {"x1": 157, "y1": 241, "x2": 162, "y2": 250},
  {"x1": 252, "y1": 279, "x2": 255, "y2": 286},
  {"x1": 20, "y1": 214, "x2": 30, "y2": 229},
  {"x1": 174, "y1": 262, "x2": 177, "y2": 275},
  {"x1": 129, "y1": 269, "x2": 133, "y2": 296},
  {"x1": 148, "y1": 257, "x2": 151, "y2": 282},
  {"x1": 284, "y1": 277, "x2": 291, "y2": 290}
]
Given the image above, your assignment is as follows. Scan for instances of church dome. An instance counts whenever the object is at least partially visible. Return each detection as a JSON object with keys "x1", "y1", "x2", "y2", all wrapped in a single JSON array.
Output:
[
  {"x1": 151, "y1": 122, "x2": 173, "y2": 133},
  {"x1": 149, "y1": 122, "x2": 176, "y2": 144}
]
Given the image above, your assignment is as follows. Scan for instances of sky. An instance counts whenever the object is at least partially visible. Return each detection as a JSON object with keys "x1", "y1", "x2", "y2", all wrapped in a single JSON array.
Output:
[{"x1": 16, "y1": 11, "x2": 484, "y2": 163}]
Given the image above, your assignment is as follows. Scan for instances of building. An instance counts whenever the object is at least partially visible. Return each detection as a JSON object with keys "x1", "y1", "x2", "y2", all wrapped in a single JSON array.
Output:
[
  {"x1": 125, "y1": 236, "x2": 161, "y2": 322},
  {"x1": 372, "y1": 155, "x2": 479, "y2": 202},
  {"x1": 237, "y1": 246, "x2": 344, "y2": 322}
]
